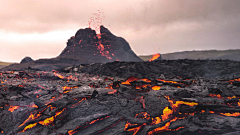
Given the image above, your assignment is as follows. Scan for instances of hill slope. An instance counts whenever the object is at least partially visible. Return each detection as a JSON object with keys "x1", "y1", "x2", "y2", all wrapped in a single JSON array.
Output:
[
  {"x1": 0, "y1": 61, "x2": 12, "y2": 69},
  {"x1": 139, "y1": 49, "x2": 240, "y2": 61}
]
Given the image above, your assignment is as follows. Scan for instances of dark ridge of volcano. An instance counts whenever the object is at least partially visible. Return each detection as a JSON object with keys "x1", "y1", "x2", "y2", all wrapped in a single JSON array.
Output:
[
  {"x1": 1, "y1": 26, "x2": 142, "y2": 71},
  {"x1": 58, "y1": 25, "x2": 143, "y2": 63},
  {"x1": 20, "y1": 56, "x2": 34, "y2": 64}
]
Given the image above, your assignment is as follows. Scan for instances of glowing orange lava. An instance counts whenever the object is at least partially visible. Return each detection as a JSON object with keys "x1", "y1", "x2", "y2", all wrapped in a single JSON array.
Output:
[
  {"x1": 229, "y1": 78, "x2": 240, "y2": 84},
  {"x1": 149, "y1": 53, "x2": 161, "y2": 62},
  {"x1": 71, "y1": 98, "x2": 86, "y2": 108},
  {"x1": 108, "y1": 89, "x2": 117, "y2": 94},
  {"x1": 53, "y1": 72, "x2": 64, "y2": 79},
  {"x1": 20, "y1": 108, "x2": 66, "y2": 132},
  {"x1": 8, "y1": 106, "x2": 20, "y2": 112},
  {"x1": 96, "y1": 34, "x2": 112, "y2": 60},
  {"x1": 148, "y1": 117, "x2": 179, "y2": 135},
  {"x1": 157, "y1": 79, "x2": 185, "y2": 86},
  {"x1": 152, "y1": 86, "x2": 161, "y2": 90},
  {"x1": 121, "y1": 76, "x2": 151, "y2": 85},
  {"x1": 208, "y1": 94, "x2": 237, "y2": 99},
  {"x1": 220, "y1": 112, "x2": 240, "y2": 117},
  {"x1": 125, "y1": 112, "x2": 151, "y2": 135},
  {"x1": 22, "y1": 123, "x2": 37, "y2": 132},
  {"x1": 161, "y1": 107, "x2": 173, "y2": 121},
  {"x1": 8, "y1": 104, "x2": 38, "y2": 112}
]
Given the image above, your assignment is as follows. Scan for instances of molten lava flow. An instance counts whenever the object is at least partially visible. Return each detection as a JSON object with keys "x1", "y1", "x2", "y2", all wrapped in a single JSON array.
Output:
[
  {"x1": 137, "y1": 96, "x2": 197, "y2": 134},
  {"x1": 135, "y1": 84, "x2": 150, "y2": 90},
  {"x1": 149, "y1": 53, "x2": 161, "y2": 62},
  {"x1": 126, "y1": 125, "x2": 142, "y2": 135},
  {"x1": 208, "y1": 94, "x2": 238, "y2": 100},
  {"x1": 105, "y1": 83, "x2": 119, "y2": 94},
  {"x1": 71, "y1": 98, "x2": 86, "y2": 108},
  {"x1": 152, "y1": 117, "x2": 161, "y2": 125},
  {"x1": 156, "y1": 79, "x2": 185, "y2": 86},
  {"x1": 229, "y1": 78, "x2": 240, "y2": 84},
  {"x1": 108, "y1": 89, "x2": 117, "y2": 94},
  {"x1": 125, "y1": 105, "x2": 183, "y2": 134},
  {"x1": 68, "y1": 130, "x2": 77, "y2": 135},
  {"x1": 142, "y1": 78, "x2": 152, "y2": 83},
  {"x1": 121, "y1": 76, "x2": 151, "y2": 85},
  {"x1": 18, "y1": 113, "x2": 41, "y2": 128},
  {"x1": 121, "y1": 76, "x2": 139, "y2": 85},
  {"x1": 20, "y1": 108, "x2": 66, "y2": 132},
  {"x1": 125, "y1": 112, "x2": 150, "y2": 135},
  {"x1": 62, "y1": 86, "x2": 78, "y2": 93},
  {"x1": 152, "y1": 86, "x2": 161, "y2": 90},
  {"x1": 96, "y1": 34, "x2": 113, "y2": 60},
  {"x1": 120, "y1": 77, "x2": 152, "y2": 91},
  {"x1": 21, "y1": 123, "x2": 38, "y2": 132},
  {"x1": 18, "y1": 105, "x2": 53, "y2": 128},
  {"x1": 220, "y1": 112, "x2": 240, "y2": 117},
  {"x1": 66, "y1": 75, "x2": 78, "y2": 81},
  {"x1": 54, "y1": 72, "x2": 79, "y2": 82},
  {"x1": 53, "y1": 72, "x2": 64, "y2": 79},
  {"x1": 45, "y1": 94, "x2": 63, "y2": 105},
  {"x1": 161, "y1": 107, "x2": 173, "y2": 121},
  {"x1": 8, "y1": 103, "x2": 38, "y2": 112},
  {"x1": 39, "y1": 116, "x2": 54, "y2": 126},
  {"x1": 8, "y1": 106, "x2": 20, "y2": 112},
  {"x1": 148, "y1": 117, "x2": 179, "y2": 135},
  {"x1": 165, "y1": 96, "x2": 198, "y2": 112}
]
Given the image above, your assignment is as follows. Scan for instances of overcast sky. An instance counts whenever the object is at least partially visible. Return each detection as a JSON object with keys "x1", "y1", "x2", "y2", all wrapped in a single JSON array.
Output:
[{"x1": 0, "y1": 0, "x2": 240, "y2": 62}]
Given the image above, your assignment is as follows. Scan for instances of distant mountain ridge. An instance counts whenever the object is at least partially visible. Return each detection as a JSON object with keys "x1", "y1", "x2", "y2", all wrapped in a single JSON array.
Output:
[
  {"x1": 0, "y1": 61, "x2": 12, "y2": 69},
  {"x1": 139, "y1": 49, "x2": 240, "y2": 61}
]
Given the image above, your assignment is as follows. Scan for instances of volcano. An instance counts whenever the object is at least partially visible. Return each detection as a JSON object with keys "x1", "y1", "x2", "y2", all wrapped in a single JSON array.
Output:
[
  {"x1": 1, "y1": 26, "x2": 142, "y2": 71},
  {"x1": 58, "y1": 26, "x2": 142, "y2": 63}
]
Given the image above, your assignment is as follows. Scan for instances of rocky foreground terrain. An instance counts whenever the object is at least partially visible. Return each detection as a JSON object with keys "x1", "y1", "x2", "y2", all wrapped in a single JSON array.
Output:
[
  {"x1": 0, "y1": 59, "x2": 240, "y2": 135},
  {"x1": 61, "y1": 59, "x2": 240, "y2": 80}
]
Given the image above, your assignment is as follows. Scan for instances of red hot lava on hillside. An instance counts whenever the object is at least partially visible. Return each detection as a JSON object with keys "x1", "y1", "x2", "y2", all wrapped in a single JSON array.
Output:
[{"x1": 149, "y1": 53, "x2": 161, "y2": 62}]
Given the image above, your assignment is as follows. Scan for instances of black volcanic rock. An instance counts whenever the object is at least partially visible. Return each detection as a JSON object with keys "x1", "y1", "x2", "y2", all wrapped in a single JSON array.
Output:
[
  {"x1": 61, "y1": 59, "x2": 240, "y2": 80},
  {"x1": 20, "y1": 56, "x2": 34, "y2": 64},
  {"x1": 58, "y1": 25, "x2": 143, "y2": 63}
]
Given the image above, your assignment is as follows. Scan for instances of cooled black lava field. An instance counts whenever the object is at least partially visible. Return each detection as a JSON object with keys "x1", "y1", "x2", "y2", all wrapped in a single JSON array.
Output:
[{"x1": 1, "y1": 59, "x2": 240, "y2": 135}]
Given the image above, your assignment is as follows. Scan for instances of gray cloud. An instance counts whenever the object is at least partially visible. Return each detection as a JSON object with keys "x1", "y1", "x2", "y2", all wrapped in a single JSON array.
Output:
[
  {"x1": 0, "y1": 0, "x2": 240, "y2": 62},
  {"x1": 1, "y1": 0, "x2": 240, "y2": 32}
]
